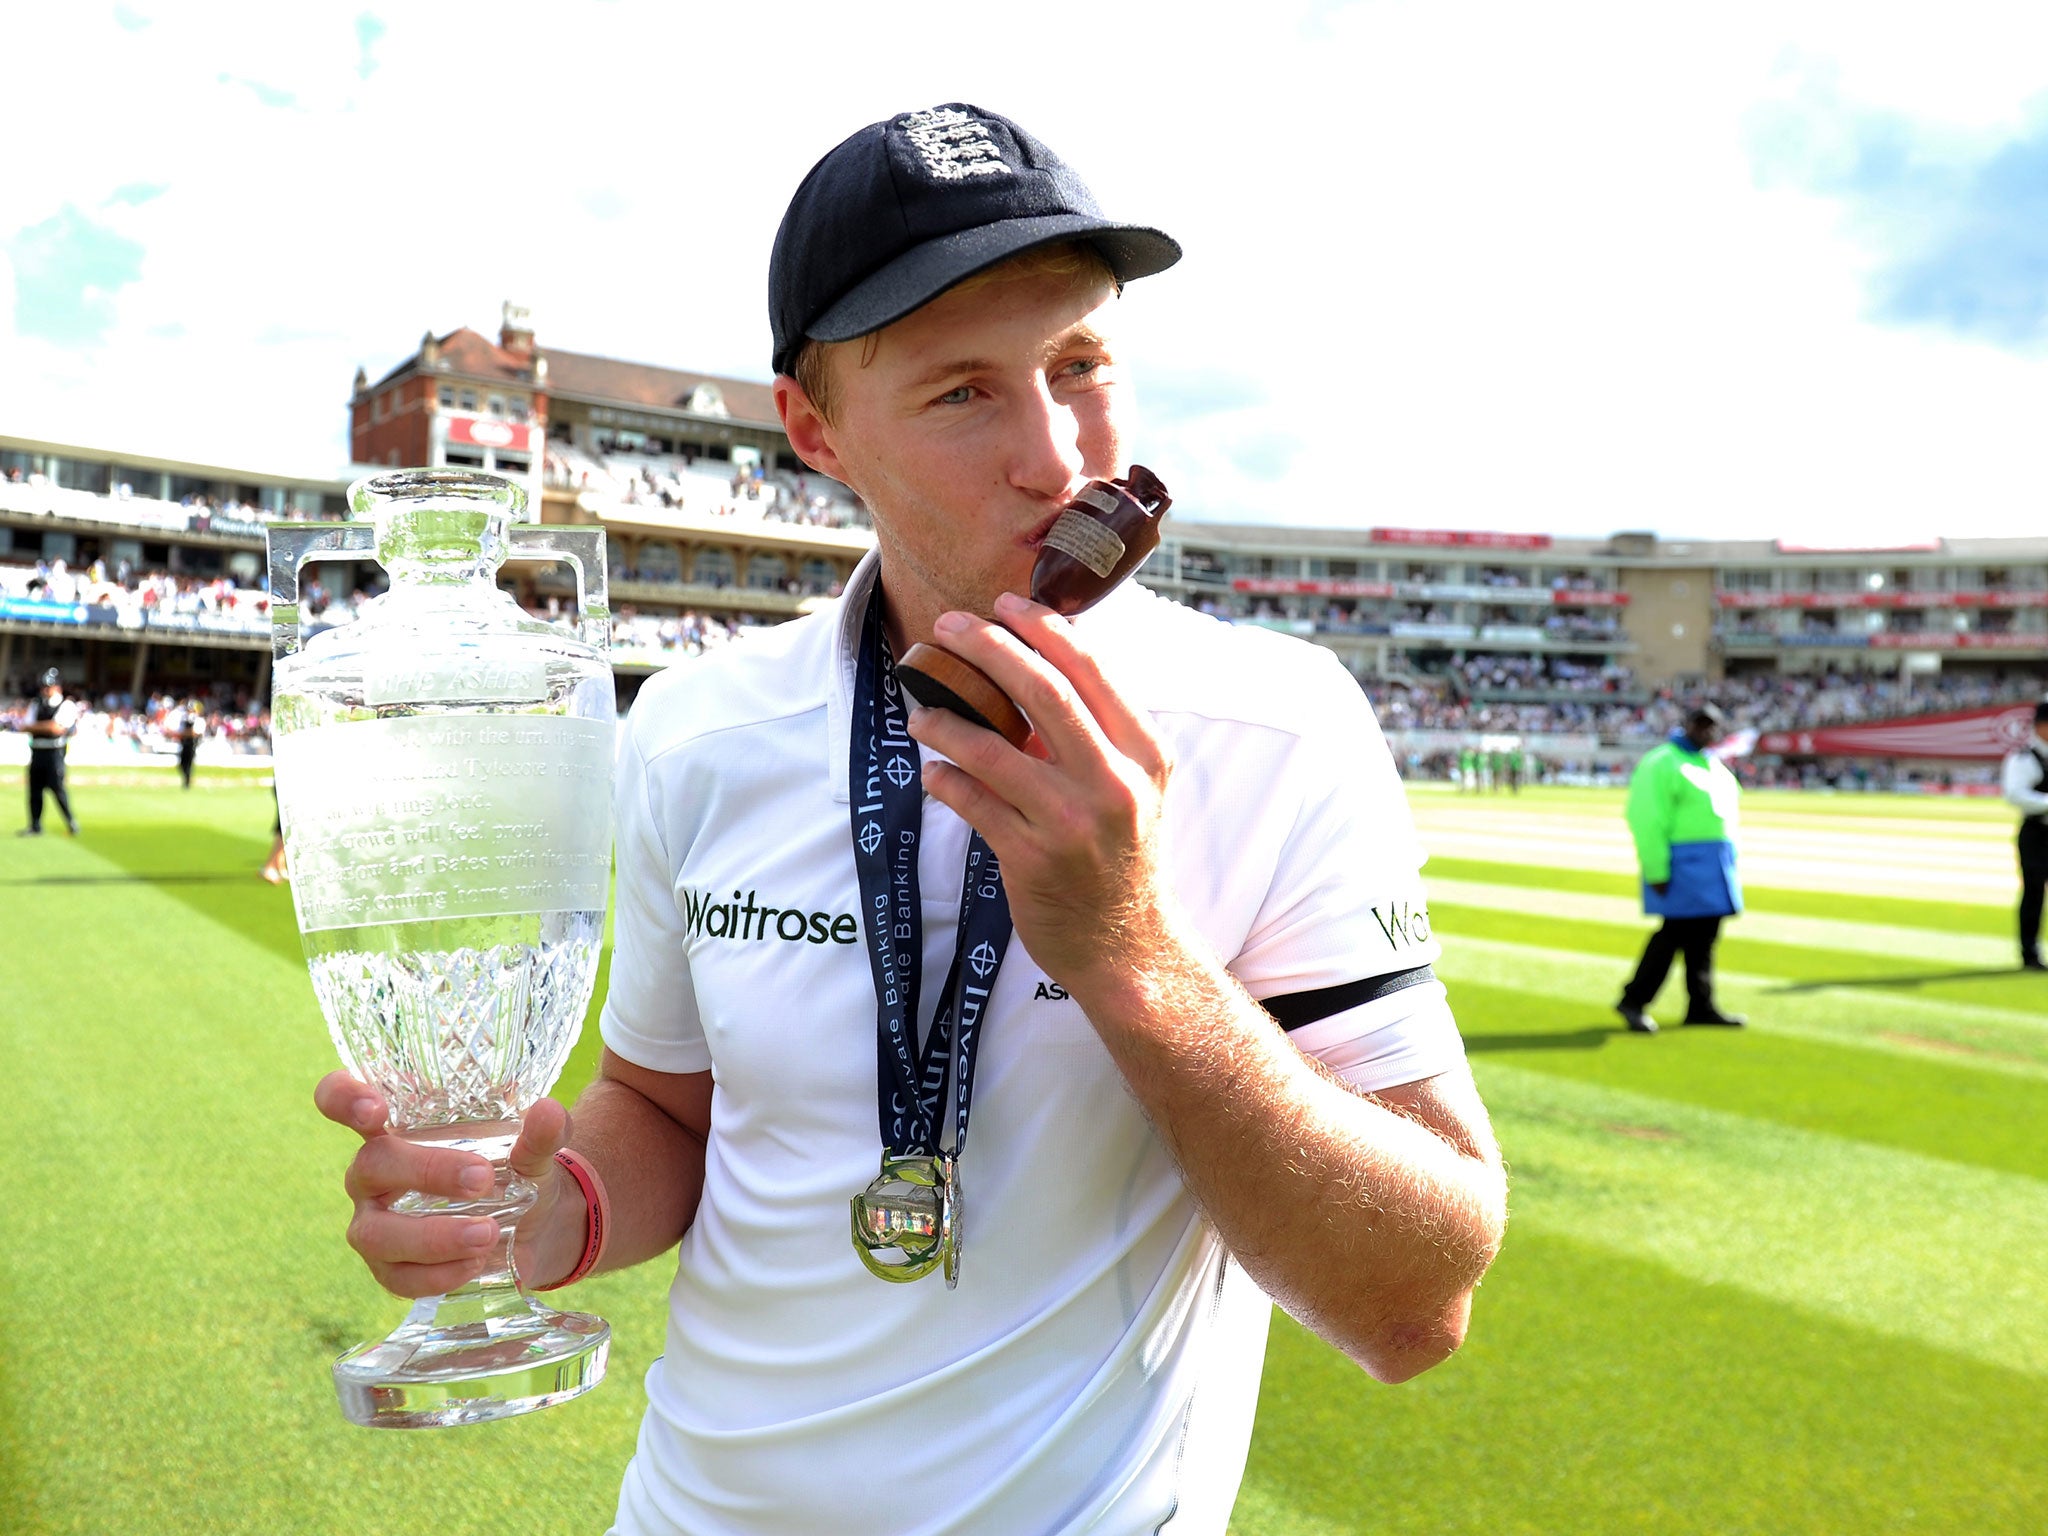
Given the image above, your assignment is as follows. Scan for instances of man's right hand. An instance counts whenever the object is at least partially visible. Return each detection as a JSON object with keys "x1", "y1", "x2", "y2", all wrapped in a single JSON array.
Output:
[{"x1": 314, "y1": 1072, "x2": 581, "y2": 1297}]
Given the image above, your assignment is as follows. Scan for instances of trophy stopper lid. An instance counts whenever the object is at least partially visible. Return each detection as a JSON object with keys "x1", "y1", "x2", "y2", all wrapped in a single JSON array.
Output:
[{"x1": 351, "y1": 468, "x2": 526, "y2": 585}]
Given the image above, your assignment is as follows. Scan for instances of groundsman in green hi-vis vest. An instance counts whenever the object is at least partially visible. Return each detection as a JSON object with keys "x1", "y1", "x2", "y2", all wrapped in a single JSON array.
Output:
[{"x1": 1616, "y1": 703, "x2": 1747, "y2": 1035}]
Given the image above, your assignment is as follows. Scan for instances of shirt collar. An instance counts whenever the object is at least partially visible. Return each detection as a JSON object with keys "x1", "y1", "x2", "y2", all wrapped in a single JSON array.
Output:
[{"x1": 826, "y1": 549, "x2": 883, "y2": 805}]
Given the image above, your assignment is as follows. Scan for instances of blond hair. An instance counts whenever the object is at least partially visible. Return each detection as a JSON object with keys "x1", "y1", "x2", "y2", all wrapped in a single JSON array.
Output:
[{"x1": 790, "y1": 241, "x2": 1117, "y2": 425}]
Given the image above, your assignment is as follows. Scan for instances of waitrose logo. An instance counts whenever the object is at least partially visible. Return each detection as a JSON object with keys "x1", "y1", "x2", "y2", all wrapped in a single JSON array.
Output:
[{"x1": 683, "y1": 888, "x2": 860, "y2": 946}]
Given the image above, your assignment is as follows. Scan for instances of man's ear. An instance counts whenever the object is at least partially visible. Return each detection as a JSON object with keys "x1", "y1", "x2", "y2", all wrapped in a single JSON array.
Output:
[{"x1": 774, "y1": 376, "x2": 851, "y2": 484}]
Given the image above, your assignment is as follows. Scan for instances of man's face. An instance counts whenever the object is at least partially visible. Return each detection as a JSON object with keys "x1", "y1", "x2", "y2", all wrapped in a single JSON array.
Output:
[
  {"x1": 1692, "y1": 716, "x2": 1725, "y2": 749},
  {"x1": 789, "y1": 266, "x2": 1126, "y2": 630},
  {"x1": 2033, "y1": 719, "x2": 2048, "y2": 747}
]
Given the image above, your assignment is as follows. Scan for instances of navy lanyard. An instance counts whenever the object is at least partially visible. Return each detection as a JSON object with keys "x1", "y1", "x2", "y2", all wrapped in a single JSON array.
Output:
[{"x1": 850, "y1": 588, "x2": 1014, "y2": 1159}]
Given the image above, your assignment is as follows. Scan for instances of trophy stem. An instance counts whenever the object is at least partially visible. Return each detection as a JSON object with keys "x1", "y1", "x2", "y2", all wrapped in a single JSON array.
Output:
[{"x1": 333, "y1": 1137, "x2": 610, "y2": 1429}]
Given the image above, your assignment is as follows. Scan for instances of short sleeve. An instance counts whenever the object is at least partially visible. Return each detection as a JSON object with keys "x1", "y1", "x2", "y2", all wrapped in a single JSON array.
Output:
[
  {"x1": 1288, "y1": 979, "x2": 1468, "y2": 1095},
  {"x1": 1228, "y1": 651, "x2": 1454, "y2": 1082},
  {"x1": 598, "y1": 718, "x2": 711, "y2": 1074}
]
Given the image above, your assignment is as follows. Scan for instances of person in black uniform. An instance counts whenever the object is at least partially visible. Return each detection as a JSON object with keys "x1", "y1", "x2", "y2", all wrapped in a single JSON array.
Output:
[
  {"x1": 19, "y1": 668, "x2": 80, "y2": 836},
  {"x1": 1998, "y1": 699, "x2": 2048, "y2": 970},
  {"x1": 174, "y1": 696, "x2": 202, "y2": 789}
]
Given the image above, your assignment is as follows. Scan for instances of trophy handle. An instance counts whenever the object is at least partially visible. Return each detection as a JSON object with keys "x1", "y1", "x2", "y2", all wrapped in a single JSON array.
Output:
[
  {"x1": 265, "y1": 522, "x2": 609, "y2": 658},
  {"x1": 509, "y1": 525, "x2": 610, "y2": 656},
  {"x1": 267, "y1": 522, "x2": 378, "y2": 662}
]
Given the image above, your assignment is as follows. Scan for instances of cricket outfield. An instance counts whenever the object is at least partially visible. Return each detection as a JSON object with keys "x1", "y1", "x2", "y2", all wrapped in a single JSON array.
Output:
[{"x1": 2, "y1": 773, "x2": 2040, "y2": 1534}]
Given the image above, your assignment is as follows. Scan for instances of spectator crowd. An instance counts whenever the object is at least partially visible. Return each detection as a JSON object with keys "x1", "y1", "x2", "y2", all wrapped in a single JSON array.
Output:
[
  {"x1": 1362, "y1": 661, "x2": 2046, "y2": 747},
  {"x1": 1, "y1": 688, "x2": 271, "y2": 757},
  {"x1": 543, "y1": 446, "x2": 870, "y2": 531},
  {"x1": 2, "y1": 559, "x2": 270, "y2": 629},
  {"x1": 609, "y1": 606, "x2": 768, "y2": 659}
]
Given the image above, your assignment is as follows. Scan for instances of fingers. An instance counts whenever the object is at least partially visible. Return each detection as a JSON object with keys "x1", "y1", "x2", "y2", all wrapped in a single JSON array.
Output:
[
  {"x1": 915, "y1": 748, "x2": 1032, "y2": 851},
  {"x1": 314, "y1": 1070, "x2": 387, "y2": 1141},
  {"x1": 341, "y1": 1131, "x2": 508, "y2": 1300},
  {"x1": 318, "y1": 1077, "x2": 571, "y2": 1301},
  {"x1": 347, "y1": 1205, "x2": 501, "y2": 1298},
  {"x1": 991, "y1": 593, "x2": 1170, "y2": 777},
  {"x1": 908, "y1": 701, "x2": 1036, "y2": 811},
  {"x1": 908, "y1": 599, "x2": 1173, "y2": 858},
  {"x1": 344, "y1": 1134, "x2": 497, "y2": 1205},
  {"x1": 372, "y1": 1256, "x2": 494, "y2": 1299},
  {"x1": 509, "y1": 1098, "x2": 569, "y2": 1181},
  {"x1": 926, "y1": 600, "x2": 1170, "y2": 788},
  {"x1": 930, "y1": 609, "x2": 1103, "y2": 769},
  {"x1": 349, "y1": 1205, "x2": 499, "y2": 1266}
]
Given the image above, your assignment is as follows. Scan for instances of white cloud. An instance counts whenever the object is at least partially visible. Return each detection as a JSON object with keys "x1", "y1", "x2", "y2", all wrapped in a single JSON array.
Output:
[{"x1": 3, "y1": 0, "x2": 2047, "y2": 542}]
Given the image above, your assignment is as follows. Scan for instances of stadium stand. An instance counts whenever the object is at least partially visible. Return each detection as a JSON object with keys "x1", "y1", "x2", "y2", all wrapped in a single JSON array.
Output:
[{"x1": 9, "y1": 311, "x2": 2047, "y2": 791}]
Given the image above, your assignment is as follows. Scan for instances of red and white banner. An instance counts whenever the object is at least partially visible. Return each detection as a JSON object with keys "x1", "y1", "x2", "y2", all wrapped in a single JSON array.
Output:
[
  {"x1": 1867, "y1": 631, "x2": 2047, "y2": 650},
  {"x1": 1232, "y1": 577, "x2": 1396, "y2": 597},
  {"x1": 1370, "y1": 528, "x2": 1552, "y2": 550},
  {"x1": 1716, "y1": 589, "x2": 2048, "y2": 609},
  {"x1": 445, "y1": 415, "x2": 538, "y2": 452},
  {"x1": 1229, "y1": 577, "x2": 1629, "y2": 604},
  {"x1": 1773, "y1": 540, "x2": 1942, "y2": 554},
  {"x1": 1756, "y1": 703, "x2": 2038, "y2": 760}
]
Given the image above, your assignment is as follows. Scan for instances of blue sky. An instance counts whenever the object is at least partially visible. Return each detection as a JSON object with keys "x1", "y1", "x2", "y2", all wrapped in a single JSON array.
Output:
[
  {"x1": 5, "y1": 1, "x2": 2048, "y2": 541},
  {"x1": 1755, "y1": 91, "x2": 2048, "y2": 347},
  {"x1": 8, "y1": 202, "x2": 148, "y2": 347}
]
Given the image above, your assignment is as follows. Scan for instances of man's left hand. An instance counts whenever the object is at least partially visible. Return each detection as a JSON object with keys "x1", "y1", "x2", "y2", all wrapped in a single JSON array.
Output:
[{"x1": 906, "y1": 592, "x2": 1178, "y2": 991}]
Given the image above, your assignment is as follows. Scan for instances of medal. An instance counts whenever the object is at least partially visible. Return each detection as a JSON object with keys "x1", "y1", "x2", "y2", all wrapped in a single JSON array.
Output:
[
  {"x1": 849, "y1": 1152, "x2": 961, "y2": 1287},
  {"x1": 846, "y1": 589, "x2": 1009, "y2": 1288}
]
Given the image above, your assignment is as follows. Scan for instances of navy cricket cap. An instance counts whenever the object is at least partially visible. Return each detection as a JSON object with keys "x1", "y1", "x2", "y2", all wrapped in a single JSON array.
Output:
[{"x1": 769, "y1": 104, "x2": 1181, "y2": 376}]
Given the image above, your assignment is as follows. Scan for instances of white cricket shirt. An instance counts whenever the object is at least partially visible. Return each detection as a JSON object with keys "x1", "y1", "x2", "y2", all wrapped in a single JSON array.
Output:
[
  {"x1": 602, "y1": 554, "x2": 1465, "y2": 1536},
  {"x1": 2001, "y1": 746, "x2": 2048, "y2": 818}
]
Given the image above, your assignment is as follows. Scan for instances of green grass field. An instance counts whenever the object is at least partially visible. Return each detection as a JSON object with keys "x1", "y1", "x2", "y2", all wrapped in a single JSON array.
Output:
[{"x1": 3, "y1": 773, "x2": 2043, "y2": 1533}]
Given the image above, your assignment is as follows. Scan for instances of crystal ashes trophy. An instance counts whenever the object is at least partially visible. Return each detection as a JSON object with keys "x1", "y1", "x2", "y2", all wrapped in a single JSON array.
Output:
[{"x1": 268, "y1": 470, "x2": 615, "y2": 1428}]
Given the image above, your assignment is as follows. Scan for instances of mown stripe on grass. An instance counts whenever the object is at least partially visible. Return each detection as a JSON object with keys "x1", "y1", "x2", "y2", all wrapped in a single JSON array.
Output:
[
  {"x1": 1439, "y1": 932, "x2": 2048, "y2": 1077},
  {"x1": 1408, "y1": 779, "x2": 2020, "y2": 824},
  {"x1": 1412, "y1": 798, "x2": 2017, "y2": 902},
  {"x1": 1431, "y1": 900, "x2": 2042, "y2": 1011},
  {"x1": 1447, "y1": 976, "x2": 2048, "y2": 1180},
  {"x1": 3, "y1": 794, "x2": 653, "y2": 1536},
  {"x1": 1234, "y1": 1230, "x2": 2048, "y2": 1536},
  {"x1": 67, "y1": 815, "x2": 618, "y2": 1087},
  {"x1": 1740, "y1": 810, "x2": 2016, "y2": 839},
  {"x1": 1429, "y1": 876, "x2": 2018, "y2": 968},
  {"x1": 67, "y1": 820, "x2": 306, "y2": 967},
  {"x1": 1476, "y1": 1061, "x2": 2048, "y2": 1377},
  {"x1": 1424, "y1": 855, "x2": 2017, "y2": 940}
]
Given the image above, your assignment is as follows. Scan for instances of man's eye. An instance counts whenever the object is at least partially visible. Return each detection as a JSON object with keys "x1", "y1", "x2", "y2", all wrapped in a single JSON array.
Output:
[
  {"x1": 1061, "y1": 357, "x2": 1104, "y2": 379},
  {"x1": 935, "y1": 386, "x2": 973, "y2": 406}
]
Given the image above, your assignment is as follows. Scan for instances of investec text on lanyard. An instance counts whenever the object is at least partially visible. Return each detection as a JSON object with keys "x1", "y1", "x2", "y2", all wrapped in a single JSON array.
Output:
[{"x1": 847, "y1": 587, "x2": 1015, "y2": 1287}]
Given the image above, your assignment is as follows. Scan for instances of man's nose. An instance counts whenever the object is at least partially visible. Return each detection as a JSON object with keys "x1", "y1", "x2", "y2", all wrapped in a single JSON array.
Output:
[{"x1": 1008, "y1": 378, "x2": 1087, "y2": 502}]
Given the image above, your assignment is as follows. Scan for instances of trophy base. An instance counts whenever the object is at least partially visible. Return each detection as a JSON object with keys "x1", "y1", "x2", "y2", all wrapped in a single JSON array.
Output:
[
  {"x1": 896, "y1": 643, "x2": 1031, "y2": 749},
  {"x1": 333, "y1": 1292, "x2": 610, "y2": 1429}
]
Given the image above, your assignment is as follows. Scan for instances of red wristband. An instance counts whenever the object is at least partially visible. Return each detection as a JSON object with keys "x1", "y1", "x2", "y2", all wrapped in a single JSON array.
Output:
[{"x1": 534, "y1": 1148, "x2": 608, "y2": 1291}]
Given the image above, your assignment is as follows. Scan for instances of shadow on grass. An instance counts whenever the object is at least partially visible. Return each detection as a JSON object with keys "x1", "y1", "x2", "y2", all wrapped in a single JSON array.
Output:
[
  {"x1": 1769, "y1": 967, "x2": 2032, "y2": 993},
  {"x1": 1465, "y1": 1026, "x2": 1621, "y2": 1053},
  {"x1": 81, "y1": 822, "x2": 305, "y2": 969}
]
